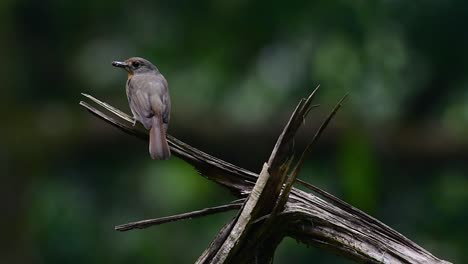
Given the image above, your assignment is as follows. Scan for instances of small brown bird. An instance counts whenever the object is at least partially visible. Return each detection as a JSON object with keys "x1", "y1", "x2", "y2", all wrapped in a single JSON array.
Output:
[{"x1": 112, "y1": 57, "x2": 171, "y2": 160}]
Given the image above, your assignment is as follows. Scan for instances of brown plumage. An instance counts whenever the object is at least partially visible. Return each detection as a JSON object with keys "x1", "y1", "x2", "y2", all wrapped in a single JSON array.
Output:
[{"x1": 112, "y1": 57, "x2": 171, "y2": 160}]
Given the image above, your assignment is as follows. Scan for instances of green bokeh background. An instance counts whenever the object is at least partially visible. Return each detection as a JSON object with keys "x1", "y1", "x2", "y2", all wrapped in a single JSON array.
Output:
[{"x1": 2, "y1": 1, "x2": 467, "y2": 263}]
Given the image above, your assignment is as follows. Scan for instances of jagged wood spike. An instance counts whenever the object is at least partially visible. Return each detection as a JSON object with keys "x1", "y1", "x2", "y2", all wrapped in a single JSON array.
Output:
[
  {"x1": 264, "y1": 86, "x2": 322, "y2": 216},
  {"x1": 276, "y1": 94, "x2": 349, "y2": 214}
]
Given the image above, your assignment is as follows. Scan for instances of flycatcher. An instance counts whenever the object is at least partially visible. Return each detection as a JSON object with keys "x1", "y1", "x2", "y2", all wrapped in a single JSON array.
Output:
[{"x1": 112, "y1": 57, "x2": 171, "y2": 160}]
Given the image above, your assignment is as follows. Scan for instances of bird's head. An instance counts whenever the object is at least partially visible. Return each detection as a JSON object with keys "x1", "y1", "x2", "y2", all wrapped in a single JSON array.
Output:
[{"x1": 112, "y1": 57, "x2": 158, "y2": 76}]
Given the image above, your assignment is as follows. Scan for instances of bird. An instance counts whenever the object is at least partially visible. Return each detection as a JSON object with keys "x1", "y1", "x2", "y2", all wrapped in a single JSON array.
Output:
[{"x1": 112, "y1": 57, "x2": 171, "y2": 160}]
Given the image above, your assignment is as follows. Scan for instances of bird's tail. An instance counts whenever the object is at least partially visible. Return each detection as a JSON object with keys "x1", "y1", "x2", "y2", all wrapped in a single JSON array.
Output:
[{"x1": 149, "y1": 116, "x2": 171, "y2": 160}]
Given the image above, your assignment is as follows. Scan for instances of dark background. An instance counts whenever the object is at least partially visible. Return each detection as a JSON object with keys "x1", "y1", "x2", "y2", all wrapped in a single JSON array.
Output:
[{"x1": 2, "y1": 1, "x2": 467, "y2": 263}]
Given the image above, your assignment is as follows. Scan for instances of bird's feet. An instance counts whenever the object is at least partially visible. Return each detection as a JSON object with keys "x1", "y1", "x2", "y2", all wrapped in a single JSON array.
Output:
[{"x1": 132, "y1": 119, "x2": 137, "y2": 127}]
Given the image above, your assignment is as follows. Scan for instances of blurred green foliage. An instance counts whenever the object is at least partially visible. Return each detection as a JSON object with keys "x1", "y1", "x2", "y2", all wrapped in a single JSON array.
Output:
[{"x1": 2, "y1": 0, "x2": 468, "y2": 263}]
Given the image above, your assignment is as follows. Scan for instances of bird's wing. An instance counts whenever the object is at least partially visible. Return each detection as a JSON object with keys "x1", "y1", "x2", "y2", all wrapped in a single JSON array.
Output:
[
  {"x1": 160, "y1": 77, "x2": 171, "y2": 127},
  {"x1": 127, "y1": 77, "x2": 154, "y2": 129}
]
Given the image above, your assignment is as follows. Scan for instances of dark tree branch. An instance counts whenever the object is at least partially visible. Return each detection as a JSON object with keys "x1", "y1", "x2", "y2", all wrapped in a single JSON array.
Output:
[
  {"x1": 80, "y1": 92, "x2": 451, "y2": 264},
  {"x1": 115, "y1": 203, "x2": 242, "y2": 232}
]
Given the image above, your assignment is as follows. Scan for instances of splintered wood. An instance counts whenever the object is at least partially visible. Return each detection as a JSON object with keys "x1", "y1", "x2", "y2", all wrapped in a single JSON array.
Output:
[{"x1": 80, "y1": 89, "x2": 450, "y2": 264}]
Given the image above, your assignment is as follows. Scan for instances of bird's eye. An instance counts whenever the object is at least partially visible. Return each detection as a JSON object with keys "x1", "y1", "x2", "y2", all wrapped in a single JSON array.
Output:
[{"x1": 132, "y1": 61, "x2": 140, "y2": 68}]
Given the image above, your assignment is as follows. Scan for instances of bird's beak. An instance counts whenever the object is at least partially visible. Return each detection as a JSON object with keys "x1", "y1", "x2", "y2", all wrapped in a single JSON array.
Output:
[{"x1": 112, "y1": 61, "x2": 127, "y2": 68}]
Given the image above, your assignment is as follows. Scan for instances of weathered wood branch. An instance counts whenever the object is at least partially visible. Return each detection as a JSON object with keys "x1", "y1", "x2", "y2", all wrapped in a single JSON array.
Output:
[
  {"x1": 115, "y1": 203, "x2": 243, "y2": 232},
  {"x1": 80, "y1": 92, "x2": 451, "y2": 264}
]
